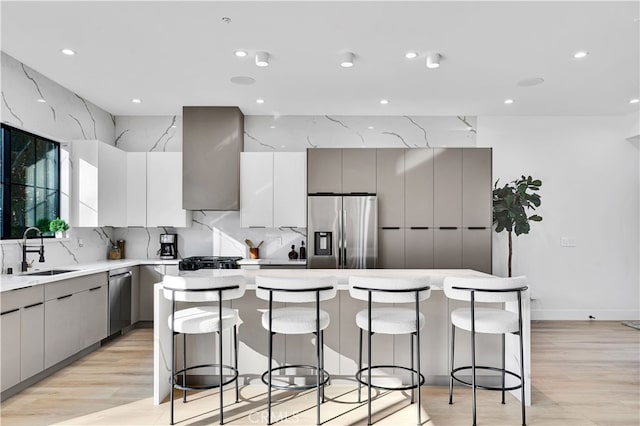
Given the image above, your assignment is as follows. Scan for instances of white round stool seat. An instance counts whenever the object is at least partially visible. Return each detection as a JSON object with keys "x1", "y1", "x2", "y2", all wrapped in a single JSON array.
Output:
[
  {"x1": 356, "y1": 307, "x2": 425, "y2": 335},
  {"x1": 169, "y1": 306, "x2": 239, "y2": 334},
  {"x1": 451, "y1": 307, "x2": 518, "y2": 334},
  {"x1": 261, "y1": 307, "x2": 330, "y2": 335}
]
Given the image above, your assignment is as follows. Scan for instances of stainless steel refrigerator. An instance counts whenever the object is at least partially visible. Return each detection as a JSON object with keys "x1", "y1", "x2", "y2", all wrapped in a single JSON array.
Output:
[{"x1": 307, "y1": 195, "x2": 377, "y2": 269}]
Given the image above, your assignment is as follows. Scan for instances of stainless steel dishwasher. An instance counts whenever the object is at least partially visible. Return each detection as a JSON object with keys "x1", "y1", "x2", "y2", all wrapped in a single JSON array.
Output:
[{"x1": 109, "y1": 268, "x2": 132, "y2": 336}]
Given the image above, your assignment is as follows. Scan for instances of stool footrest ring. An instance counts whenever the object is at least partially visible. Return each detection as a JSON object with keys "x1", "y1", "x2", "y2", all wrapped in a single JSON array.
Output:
[
  {"x1": 451, "y1": 365, "x2": 523, "y2": 392},
  {"x1": 355, "y1": 365, "x2": 425, "y2": 391},
  {"x1": 171, "y1": 363, "x2": 238, "y2": 391},
  {"x1": 261, "y1": 364, "x2": 330, "y2": 391}
]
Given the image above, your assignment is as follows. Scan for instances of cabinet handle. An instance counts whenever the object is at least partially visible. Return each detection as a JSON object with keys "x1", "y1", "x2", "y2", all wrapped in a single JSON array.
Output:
[
  {"x1": 1, "y1": 308, "x2": 19, "y2": 316},
  {"x1": 313, "y1": 192, "x2": 336, "y2": 195},
  {"x1": 11, "y1": 285, "x2": 32, "y2": 291},
  {"x1": 467, "y1": 227, "x2": 487, "y2": 230},
  {"x1": 249, "y1": 226, "x2": 266, "y2": 229},
  {"x1": 57, "y1": 294, "x2": 72, "y2": 300},
  {"x1": 410, "y1": 227, "x2": 430, "y2": 230},
  {"x1": 24, "y1": 302, "x2": 43, "y2": 309},
  {"x1": 439, "y1": 227, "x2": 459, "y2": 230},
  {"x1": 89, "y1": 286, "x2": 102, "y2": 291},
  {"x1": 381, "y1": 227, "x2": 400, "y2": 230}
]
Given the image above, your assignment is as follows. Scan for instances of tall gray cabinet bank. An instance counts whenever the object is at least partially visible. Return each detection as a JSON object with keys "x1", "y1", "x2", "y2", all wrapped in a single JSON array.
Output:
[{"x1": 307, "y1": 147, "x2": 492, "y2": 273}]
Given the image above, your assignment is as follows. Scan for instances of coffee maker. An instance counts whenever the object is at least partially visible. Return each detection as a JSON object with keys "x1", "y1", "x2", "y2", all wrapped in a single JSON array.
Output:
[{"x1": 159, "y1": 234, "x2": 177, "y2": 259}]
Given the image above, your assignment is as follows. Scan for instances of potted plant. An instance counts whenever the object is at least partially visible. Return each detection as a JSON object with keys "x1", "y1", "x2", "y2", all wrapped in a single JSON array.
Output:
[
  {"x1": 49, "y1": 217, "x2": 70, "y2": 238},
  {"x1": 493, "y1": 175, "x2": 543, "y2": 277}
]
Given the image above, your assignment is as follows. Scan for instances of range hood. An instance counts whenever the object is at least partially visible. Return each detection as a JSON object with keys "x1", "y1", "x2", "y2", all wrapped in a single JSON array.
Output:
[{"x1": 182, "y1": 106, "x2": 244, "y2": 210}]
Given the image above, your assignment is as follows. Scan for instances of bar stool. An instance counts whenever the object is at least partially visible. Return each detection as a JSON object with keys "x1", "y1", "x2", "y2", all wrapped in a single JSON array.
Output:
[
  {"x1": 163, "y1": 274, "x2": 246, "y2": 425},
  {"x1": 443, "y1": 276, "x2": 527, "y2": 426},
  {"x1": 348, "y1": 275, "x2": 431, "y2": 426},
  {"x1": 255, "y1": 275, "x2": 337, "y2": 426}
]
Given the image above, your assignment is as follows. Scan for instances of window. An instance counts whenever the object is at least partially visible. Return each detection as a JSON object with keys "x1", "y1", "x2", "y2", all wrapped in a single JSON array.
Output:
[{"x1": 1, "y1": 124, "x2": 60, "y2": 239}]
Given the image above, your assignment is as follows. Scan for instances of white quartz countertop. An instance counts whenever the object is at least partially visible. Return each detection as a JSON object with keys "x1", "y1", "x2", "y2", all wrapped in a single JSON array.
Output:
[
  {"x1": 0, "y1": 259, "x2": 179, "y2": 292},
  {"x1": 236, "y1": 258, "x2": 307, "y2": 265},
  {"x1": 171, "y1": 268, "x2": 493, "y2": 291}
]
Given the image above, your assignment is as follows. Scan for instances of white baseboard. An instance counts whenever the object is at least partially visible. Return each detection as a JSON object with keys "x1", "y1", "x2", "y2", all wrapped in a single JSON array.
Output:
[{"x1": 532, "y1": 309, "x2": 640, "y2": 321}]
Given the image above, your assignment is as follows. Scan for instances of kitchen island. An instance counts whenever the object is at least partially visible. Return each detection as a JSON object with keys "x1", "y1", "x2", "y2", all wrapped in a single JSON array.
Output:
[{"x1": 153, "y1": 269, "x2": 530, "y2": 406}]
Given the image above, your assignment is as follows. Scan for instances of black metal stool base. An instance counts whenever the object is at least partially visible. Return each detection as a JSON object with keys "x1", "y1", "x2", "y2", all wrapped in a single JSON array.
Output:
[
  {"x1": 355, "y1": 365, "x2": 425, "y2": 391},
  {"x1": 172, "y1": 363, "x2": 239, "y2": 392},
  {"x1": 451, "y1": 365, "x2": 523, "y2": 392},
  {"x1": 261, "y1": 364, "x2": 330, "y2": 391}
]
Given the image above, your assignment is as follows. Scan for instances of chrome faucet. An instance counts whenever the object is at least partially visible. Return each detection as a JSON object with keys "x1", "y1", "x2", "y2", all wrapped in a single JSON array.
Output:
[{"x1": 22, "y1": 226, "x2": 45, "y2": 272}]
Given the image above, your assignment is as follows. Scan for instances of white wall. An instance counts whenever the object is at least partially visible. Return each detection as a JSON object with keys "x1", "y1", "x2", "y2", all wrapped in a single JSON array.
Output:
[{"x1": 478, "y1": 116, "x2": 640, "y2": 320}]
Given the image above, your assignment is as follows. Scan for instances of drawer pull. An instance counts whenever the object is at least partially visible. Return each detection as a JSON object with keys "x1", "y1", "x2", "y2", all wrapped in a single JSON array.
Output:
[
  {"x1": 439, "y1": 227, "x2": 458, "y2": 230},
  {"x1": 410, "y1": 227, "x2": 430, "y2": 230},
  {"x1": 57, "y1": 294, "x2": 73, "y2": 300},
  {"x1": 468, "y1": 226, "x2": 488, "y2": 230},
  {"x1": 89, "y1": 286, "x2": 102, "y2": 291},
  {"x1": 24, "y1": 302, "x2": 43, "y2": 309},
  {"x1": 1, "y1": 308, "x2": 19, "y2": 316},
  {"x1": 11, "y1": 285, "x2": 32, "y2": 291},
  {"x1": 381, "y1": 227, "x2": 400, "y2": 230}
]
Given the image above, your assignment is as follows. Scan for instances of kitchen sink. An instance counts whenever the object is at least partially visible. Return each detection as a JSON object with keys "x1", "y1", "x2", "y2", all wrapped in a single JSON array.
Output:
[{"x1": 25, "y1": 269, "x2": 77, "y2": 276}]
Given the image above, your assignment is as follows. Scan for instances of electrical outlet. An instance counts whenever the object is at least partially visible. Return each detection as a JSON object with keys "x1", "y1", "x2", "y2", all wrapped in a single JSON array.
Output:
[
  {"x1": 77, "y1": 238, "x2": 84, "y2": 247},
  {"x1": 560, "y1": 237, "x2": 576, "y2": 247}
]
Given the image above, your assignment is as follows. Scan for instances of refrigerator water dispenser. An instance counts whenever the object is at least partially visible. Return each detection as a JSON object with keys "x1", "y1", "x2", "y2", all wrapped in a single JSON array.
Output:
[{"x1": 314, "y1": 232, "x2": 332, "y2": 255}]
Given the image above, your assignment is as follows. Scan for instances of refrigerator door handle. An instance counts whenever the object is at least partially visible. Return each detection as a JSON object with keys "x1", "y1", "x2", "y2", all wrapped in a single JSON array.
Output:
[
  {"x1": 342, "y1": 208, "x2": 347, "y2": 269},
  {"x1": 338, "y1": 208, "x2": 343, "y2": 268}
]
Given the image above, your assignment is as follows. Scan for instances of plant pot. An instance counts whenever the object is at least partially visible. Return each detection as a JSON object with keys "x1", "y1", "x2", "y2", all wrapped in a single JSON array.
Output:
[{"x1": 55, "y1": 231, "x2": 67, "y2": 238}]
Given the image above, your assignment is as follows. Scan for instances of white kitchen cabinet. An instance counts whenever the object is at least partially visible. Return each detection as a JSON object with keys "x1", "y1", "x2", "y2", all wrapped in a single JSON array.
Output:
[
  {"x1": 126, "y1": 152, "x2": 147, "y2": 226},
  {"x1": 1, "y1": 309, "x2": 21, "y2": 392},
  {"x1": 241, "y1": 152, "x2": 274, "y2": 227},
  {"x1": 274, "y1": 152, "x2": 306, "y2": 227},
  {"x1": 70, "y1": 140, "x2": 126, "y2": 227},
  {"x1": 147, "y1": 152, "x2": 192, "y2": 227},
  {"x1": 241, "y1": 152, "x2": 306, "y2": 228},
  {"x1": 20, "y1": 301, "x2": 44, "y2": 381}
]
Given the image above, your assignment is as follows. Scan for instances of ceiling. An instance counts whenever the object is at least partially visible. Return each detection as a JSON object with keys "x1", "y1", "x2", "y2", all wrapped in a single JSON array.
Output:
[{"x1": 2, "y1": 1, "x2": 639, "y2": 117}]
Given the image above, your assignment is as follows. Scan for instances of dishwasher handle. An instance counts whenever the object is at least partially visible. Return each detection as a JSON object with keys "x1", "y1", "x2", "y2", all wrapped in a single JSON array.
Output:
[{"x1": 109, "y1": 271, "x2": 132, "y2": 279}]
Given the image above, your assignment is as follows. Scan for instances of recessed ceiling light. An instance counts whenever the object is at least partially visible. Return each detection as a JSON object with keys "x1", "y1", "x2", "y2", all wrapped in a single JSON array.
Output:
[
  {"x1": 630, "y1": 98, "x2": 640, "y2": 104},
  {"x1": 255, "y1": 51, "x2": 270, "y2": 67},
  {"x1": 234, "y1": 50, "x2": 247, "y2": 57},
  {"x1": 281, "y1": 145, "x2": 286, "y2": 148},
  {"x1": 340, "y1": 52, "x2": 355, "y2": 68},
  {"x1": 60, "y1": 48, "x2": 75, "y2": 56},
  {"x1": 36, "y1": 99, "x2": 46, "y2": 103},
  {"x1": 504, "y1": 99, "x2": 514, "y2": 104},
  {"x1": 426, "y1": 53, "x2": 441, "y2": 69},
  {"x1": 256, "y1": 98, "x2": 265, "y2": 104},
  {"x1": 404, "y1": 52, "x2": 418, "y2": 59},
  {"x1": 380, "y1": 99, "x2": 390, "y2": 105},
  {"x1": 368, "y1": 126, "x2": 375, "y2": 130},
  {"x1": 131, "y1": 98, "x2": 142, "y2": 104},
  {"x1": 573, "y1": 51, "x2": 589, "y2": 59},
  {"x1": 270, "y1": 125, "x2": 276, "y2": 129}
]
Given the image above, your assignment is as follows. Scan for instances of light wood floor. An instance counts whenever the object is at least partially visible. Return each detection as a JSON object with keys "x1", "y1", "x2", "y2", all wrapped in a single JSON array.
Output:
[{"x1": 1, "y1": 321, "x2": 638, "y2": 425}]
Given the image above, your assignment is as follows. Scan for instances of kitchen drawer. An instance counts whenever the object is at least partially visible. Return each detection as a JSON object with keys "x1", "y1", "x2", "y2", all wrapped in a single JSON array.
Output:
[
  {"x1": 1, "y1": 285, "x2": 43, "y2": 312},
  {"x1": 44, "y1": 272, "x2": 108, "y2": 301}
]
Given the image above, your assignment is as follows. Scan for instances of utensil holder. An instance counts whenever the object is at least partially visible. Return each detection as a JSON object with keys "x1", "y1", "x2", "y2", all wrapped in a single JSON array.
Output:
[{"x1": 249, "y1": 248, "x2": 259, "y2": 259}]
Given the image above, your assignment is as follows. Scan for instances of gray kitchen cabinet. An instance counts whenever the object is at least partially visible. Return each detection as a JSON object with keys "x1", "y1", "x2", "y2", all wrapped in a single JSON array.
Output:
[
  {"x1": 376, "y1": 149, "x2": 405, "y2": 227},
  {"x1": 463, "y1": 148, "x2": 492, "y2": 227},
  {"x1": 434, "y1": 228, "x2": 463, "y2": 269},
  {"x1": 405, "y1": 148, "x2": 434, "y2": 227},
  {"x1": 342, "y1": 148, "x2": 376, "y2": 194},
  {"x1": 463, "y1": 228, "x2": 492, "y2": 274},
  {"x1": 405, "y1": 228, "x2": 434, "y2": 269},
  {"x1": 77, "y1": 285, "x2": 108, "y2": 350},
  {"x1": 183, "y1": 106, "x2": 244, "y2": 210},
  {"x1": 307, "y1": 148, "x2": 342, "y2": 194},
  {"x1": 44, "y1": 293, "x2": 78, "y2": 369},
  {"x1": 434, "y1": 148, "x2": 462, "y2": 227},
  {"x1": 20, "y1": 301, "x2": 44, "y2": 381},
  {"x1": 378, "y1": 228, "x2": 405, "y2": 269},
  {"x1": 139, "y1": 265, "x2": 164, "y2": 321},
  {"x1": 1, "y1": 309, "x2": 20, "y2": 392},
  {"x1": 130, "y1": 266, "x2": 140, "y2": 324}
]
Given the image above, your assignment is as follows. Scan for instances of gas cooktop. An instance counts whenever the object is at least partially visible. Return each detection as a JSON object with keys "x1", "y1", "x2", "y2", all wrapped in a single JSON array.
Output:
[{"x1": 178, "y1": 256, "x2": 243, "y2": 271}]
